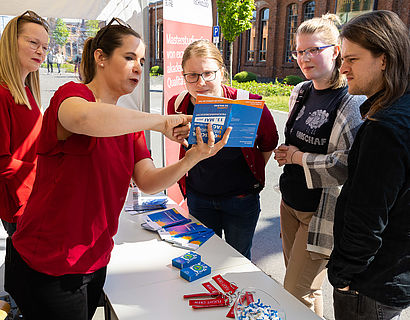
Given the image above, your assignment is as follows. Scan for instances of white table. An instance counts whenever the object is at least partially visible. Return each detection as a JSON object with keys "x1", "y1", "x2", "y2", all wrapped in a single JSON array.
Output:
[{"x1": 104, "y1": 203, "x2": 321, "y2": 320}]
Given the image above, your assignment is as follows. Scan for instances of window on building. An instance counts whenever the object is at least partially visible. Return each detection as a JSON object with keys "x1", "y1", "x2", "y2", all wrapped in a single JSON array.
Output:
[
  {"x1": 65, "y1": 43, "x2": 71, "y2": 58},
  {"x1": 285, "y1": 4, "x2": 298, "y2": 63},
  {"x1": 159, "y1": 23, "x2": 163, "y2": 60},
  {"x1": 259, "y1": 8, "x2": 269, "y2": 62},
  {"x1": 246, "y1": 10, "x2": 256, "y2": 62},
  {"x1": 303, "y1": 1, "x2": 315, "y2": 21},
  {"x1": 155, "y1": 23, "x2": 163, "y2": 61},
  {"x1": 72, "y1": 42, "x2": 78, "y2": 56}
]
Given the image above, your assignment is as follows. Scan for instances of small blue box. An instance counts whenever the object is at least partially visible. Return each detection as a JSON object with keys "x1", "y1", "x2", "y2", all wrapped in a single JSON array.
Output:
[
  {"x1": 180, "y1": 261, "x2": 211, "y2": 282},
  {"x1": 172, "y1": 252, "x2": 201, "y2": 269}
]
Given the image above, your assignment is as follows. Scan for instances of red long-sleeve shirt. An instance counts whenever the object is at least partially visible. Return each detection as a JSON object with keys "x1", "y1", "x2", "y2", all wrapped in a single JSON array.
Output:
[{"x1": 0, "y1": 84, "x2": 42, "y2": 223}]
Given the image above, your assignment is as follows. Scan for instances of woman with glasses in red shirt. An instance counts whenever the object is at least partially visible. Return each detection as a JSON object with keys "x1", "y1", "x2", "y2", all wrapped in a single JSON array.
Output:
[
  {"x1": 0, "y1": 11, "x2": 49, "y2": 237},
  {"x1": 5, "y1": 18, "x2": 229, "y2": 320}
]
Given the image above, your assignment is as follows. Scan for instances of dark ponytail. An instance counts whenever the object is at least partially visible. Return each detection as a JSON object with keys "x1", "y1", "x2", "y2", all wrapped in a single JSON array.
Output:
[
  {"x1": 81, "y1": 37, "x2": 95, "y2": 84},
  {"x1": 80, "y1": 24, "x2": 142, "y2": 84}
]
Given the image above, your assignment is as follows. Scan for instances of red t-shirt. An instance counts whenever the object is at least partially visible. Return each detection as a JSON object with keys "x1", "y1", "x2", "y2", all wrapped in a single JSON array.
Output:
[
  {"x1": 0, "y1": 84, "x2": 42, "y2": 223},
  {"x1": 13, "y1": 82, "x2": 150, "y2": 276}
]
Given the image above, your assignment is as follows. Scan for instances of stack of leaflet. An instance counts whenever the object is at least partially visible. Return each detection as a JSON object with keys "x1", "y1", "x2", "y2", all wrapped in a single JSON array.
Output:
[
  {"x1": 141, "y1": 208, "x2": 214, "y2": 250},
  {"x1": 141, "y1": 208, "x2": 192, "y2": 231},
  {"x1": 158, "y1": 222, "x2": 214, "y2": 250},
  {"x1": 124, "y1": 185, "x2": 168, "y2": 214},
  {"x1": 125, "y1": 198, "x2": 168, "y2": 214}
]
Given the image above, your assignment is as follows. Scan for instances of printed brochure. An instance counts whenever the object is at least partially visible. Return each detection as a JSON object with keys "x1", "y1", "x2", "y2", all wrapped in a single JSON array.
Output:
[
  {"x1": 157, "y1": 222, "x2": 208, "y2": 242},
  {"x1": 187, "y1": 94, "x2": 265, "y2": 147},
  {"x1": 141, "y1": 208, "x2": 191, "y2": 231}
]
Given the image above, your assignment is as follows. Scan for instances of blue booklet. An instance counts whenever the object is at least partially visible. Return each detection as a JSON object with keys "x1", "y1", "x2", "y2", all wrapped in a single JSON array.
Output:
[
  {"x1": 187, "y1": 94, "x2": 265, "y2": 147},
  {"x1": 141, "y1": 208, "x2": 191, "y2": 231},
  {"x1": 172, "y1": 230, "x2": 214, "y2": 250},
  {"x1": 157, "y1": 222, "x2": 208, "y2": 242}
]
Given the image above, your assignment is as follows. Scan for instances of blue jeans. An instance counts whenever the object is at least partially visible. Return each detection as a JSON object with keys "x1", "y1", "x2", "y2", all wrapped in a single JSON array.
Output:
[
  {"x1": 333, "y1": 288, "x2": 403, "y2": 320},
  {"x1": 186, "y1": 190, "x2": 260, "y2": 259}
]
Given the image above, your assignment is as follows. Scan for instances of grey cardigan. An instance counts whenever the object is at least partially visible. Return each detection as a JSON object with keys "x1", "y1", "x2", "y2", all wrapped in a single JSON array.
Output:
[{"x1": 288, "y1": 81, "x2": 366, "y2": 256}]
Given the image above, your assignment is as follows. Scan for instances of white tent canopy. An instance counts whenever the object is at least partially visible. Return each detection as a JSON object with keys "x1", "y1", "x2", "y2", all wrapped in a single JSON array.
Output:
[{"x1": 0, "y1": 0, "x2": 141, "y2": 21}]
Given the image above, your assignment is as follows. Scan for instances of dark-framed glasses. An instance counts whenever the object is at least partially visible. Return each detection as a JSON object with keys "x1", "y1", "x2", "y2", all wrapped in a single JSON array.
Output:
[
  {"x1": 291, "y1": 44, "x2": 335, "y2": 60},
  {"x1": 18, "y1": 10, "x2": 49, "y2": 29},
  {"x1": 96, "y1": 17, "x2": 132, "y2": 45},
  {"x1": 183, "y1": 70, "x2": 219, "y2": 83}
]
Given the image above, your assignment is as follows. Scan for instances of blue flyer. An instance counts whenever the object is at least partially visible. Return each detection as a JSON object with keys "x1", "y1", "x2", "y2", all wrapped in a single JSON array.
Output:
[{"x1": 188, "y1": 94, "x2": 264, "y2": 147}]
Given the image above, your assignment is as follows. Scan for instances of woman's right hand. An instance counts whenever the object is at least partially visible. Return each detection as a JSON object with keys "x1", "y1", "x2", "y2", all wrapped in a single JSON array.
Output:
[
  {"x1": 274, "y1": 144, "x2": 302, "y2": 166},
  {"x1": 172, "y1": 122, "x2": 191, "y2": 148},
  {"x1": 185, "y1": 123, "x2": 231, "y2": 163},
  {"x1": 162, "y1": 114, "x2": 192, "y2": 145}
]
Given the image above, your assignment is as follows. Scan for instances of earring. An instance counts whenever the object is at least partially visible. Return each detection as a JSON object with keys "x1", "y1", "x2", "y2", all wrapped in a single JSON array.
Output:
[{"x1": 100, "y1": 63, "x2": 104, "y2": 67}]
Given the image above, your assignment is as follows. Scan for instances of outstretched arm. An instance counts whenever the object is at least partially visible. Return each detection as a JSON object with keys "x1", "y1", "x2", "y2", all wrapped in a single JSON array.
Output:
[{"x1": 58, "y1": 96, "x2": 191, "y2": 143}]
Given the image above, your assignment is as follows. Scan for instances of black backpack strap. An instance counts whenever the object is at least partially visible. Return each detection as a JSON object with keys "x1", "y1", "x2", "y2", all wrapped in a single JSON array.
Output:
[{"x1": 284, "y1": 81, "x2": 312, "y2": 145}]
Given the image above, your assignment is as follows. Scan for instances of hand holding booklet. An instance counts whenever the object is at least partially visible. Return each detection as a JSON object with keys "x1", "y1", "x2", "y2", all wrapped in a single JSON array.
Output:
[{"x1": 187, "y1": 94, "x2": 265, "y2": 147}]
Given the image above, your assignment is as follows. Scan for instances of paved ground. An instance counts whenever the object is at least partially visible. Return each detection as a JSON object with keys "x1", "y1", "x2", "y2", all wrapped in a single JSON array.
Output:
[{"x1": 0, "y1": 69, "x2": 407, "y2": 319}]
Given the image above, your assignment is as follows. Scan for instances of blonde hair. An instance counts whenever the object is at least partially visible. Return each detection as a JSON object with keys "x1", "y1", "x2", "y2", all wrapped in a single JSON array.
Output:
[
  {"x1": 181, "y1": 40, "x2": 227, "y2": 80},
  {"x1": 341, "y1": 10, "x2": 409, "y2": 119},
  {"x1": 0, "y1": 14, "x2": 48, "y2": 110},
  {"x1": 297, "y1": 13, "x2": 346, "y2": 89}
]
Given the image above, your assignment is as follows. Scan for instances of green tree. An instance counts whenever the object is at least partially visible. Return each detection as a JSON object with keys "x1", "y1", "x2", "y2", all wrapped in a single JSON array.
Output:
[
  {"x1": 85, "y1": 20, "x2": 100, "y2": 38},
  {"x1": 52, "y1": 18, "x2": 69, "y2": 47},
  {"x1": 216, "y1": 0, "x2": 255, "y2": 84}
]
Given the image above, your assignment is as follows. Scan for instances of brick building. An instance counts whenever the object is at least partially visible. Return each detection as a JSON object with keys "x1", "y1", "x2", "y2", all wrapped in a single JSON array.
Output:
[{"x1": 149, "y1": 0, "x2": 409, "y2": 80}]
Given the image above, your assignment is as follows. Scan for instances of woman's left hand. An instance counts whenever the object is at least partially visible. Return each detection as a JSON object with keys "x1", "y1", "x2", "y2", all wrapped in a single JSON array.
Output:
[{"x1": 185, "y1": 123, "x2": 231, "y2": 163}]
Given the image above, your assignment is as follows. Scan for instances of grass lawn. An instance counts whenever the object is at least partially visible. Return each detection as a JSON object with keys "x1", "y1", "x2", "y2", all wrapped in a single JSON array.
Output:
[{"x1": 263, "y1": 95, "x2": 289, "y2": 112}]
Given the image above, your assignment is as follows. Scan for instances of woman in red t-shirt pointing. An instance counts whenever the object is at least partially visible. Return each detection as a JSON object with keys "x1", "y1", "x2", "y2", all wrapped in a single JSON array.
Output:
[{"x1": 5, "y1": 18, "x2": 230, "y2": 320}]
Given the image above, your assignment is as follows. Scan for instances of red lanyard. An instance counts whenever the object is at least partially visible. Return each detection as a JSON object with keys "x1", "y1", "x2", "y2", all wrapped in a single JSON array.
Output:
[{"x1": 183, "y1": 274, "x2": 240, "y2": 317}]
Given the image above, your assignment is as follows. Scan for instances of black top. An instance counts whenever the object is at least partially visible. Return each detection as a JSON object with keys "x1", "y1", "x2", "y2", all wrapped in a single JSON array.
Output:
[
  {"x1": 280, "y1": 86, "x2": 345, "y2": 211},
  {"x1": 185, "y1": 100, "x2": 260, "y2": 198},
  {"x1": 327, "y1": 91, "x2": 410, "y2": 308}
]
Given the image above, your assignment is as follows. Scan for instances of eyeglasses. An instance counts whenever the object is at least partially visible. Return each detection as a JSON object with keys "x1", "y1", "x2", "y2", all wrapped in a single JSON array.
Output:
[
  {"x1": 291, "y1": 45, "x2": 335, "y2": 60},
  {"x1": 96, "y1": 17, "x2": 132, "y2": 46},
  {"x1": 183, "y1": 70, "x2": 219, "y2": 83},
  {"x1": 18, "y1": 10, "x2": 49, "y2": 29},
  {"x1": 21, "y1": 35, "x2": 48, "y2": 53}
]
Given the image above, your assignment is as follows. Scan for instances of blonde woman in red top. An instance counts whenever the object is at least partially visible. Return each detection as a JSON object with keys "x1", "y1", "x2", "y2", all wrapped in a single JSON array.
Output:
[{"x1": 0, "y1": 11, "x2": 49, "y2": 236}]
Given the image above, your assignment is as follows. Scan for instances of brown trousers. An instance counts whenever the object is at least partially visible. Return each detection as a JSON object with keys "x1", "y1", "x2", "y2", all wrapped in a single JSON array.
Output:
[{"x1": 280, "y1": 200, "x2": 328, "y2": 317}]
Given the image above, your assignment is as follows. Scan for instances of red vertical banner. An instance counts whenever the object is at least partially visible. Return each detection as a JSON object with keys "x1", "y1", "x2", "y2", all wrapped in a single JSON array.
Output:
[{"x1": 163, "y1": 0, "x2": 212, "y2": 206}]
